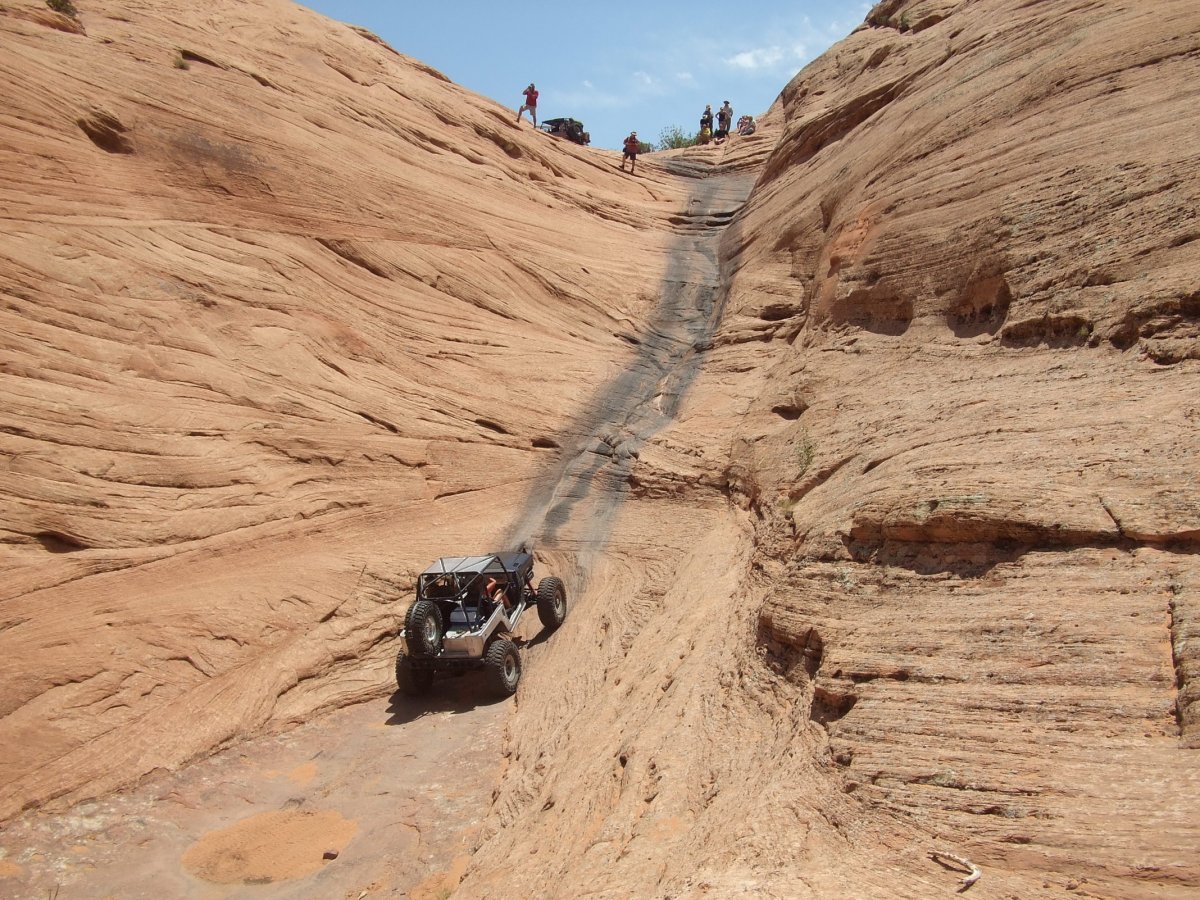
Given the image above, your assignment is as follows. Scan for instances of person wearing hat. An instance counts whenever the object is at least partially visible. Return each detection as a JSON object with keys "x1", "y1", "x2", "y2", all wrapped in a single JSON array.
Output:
[
  {"x1": 621, "y1": 130, "x2": 641, "y2": 173},
  {"x1": 716, "y1": 100, "x2": 733, "y2": 142},
  {"x1": 517, "y1": 82, "x2": 539, "y2": 126}
]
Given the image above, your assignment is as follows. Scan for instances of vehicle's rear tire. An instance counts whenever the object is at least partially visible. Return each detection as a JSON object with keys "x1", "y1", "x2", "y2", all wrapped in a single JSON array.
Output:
[
  {"x1": 405, "y1": 600, "x2": 443, "y2": 657},
  {"x1": 484, "y1": 637, "x2": 521, "y2": 697},
  {"x1": 395, "y1": 651, "x2": 433, "y2": 696},
  {"x1": 536, "y1": 576, "x2": 567, "y2": 631}
]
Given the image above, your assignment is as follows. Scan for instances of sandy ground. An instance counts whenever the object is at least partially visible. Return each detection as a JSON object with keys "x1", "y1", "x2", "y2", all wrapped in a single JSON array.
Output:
[{"x1": 0, "y1": 670, "x2": 517, "y2": 899}]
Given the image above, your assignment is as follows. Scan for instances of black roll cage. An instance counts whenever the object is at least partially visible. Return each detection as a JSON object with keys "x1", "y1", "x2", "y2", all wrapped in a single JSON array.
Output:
[{"x1": 416, "y1": 553, "x2": 534, "y2": 629}]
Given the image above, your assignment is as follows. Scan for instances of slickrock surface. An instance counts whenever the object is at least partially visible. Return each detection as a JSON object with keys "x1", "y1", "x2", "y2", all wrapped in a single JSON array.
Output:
[
  {"x1": 463, "y1": 1, "x2": 1200, "y2": 897},
  {"x1": 1, "y1": 0, "x2": 1198, "y2": 897},
  {"x1": 0, "y1": 0, "x2": 682, "y2": 822}
]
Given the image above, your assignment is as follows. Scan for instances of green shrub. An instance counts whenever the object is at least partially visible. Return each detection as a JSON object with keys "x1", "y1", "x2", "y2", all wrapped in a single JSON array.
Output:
[
  {"x1": 657, "y1": 125, "x2": 698, "y2": 151},
  {"x1": 173, "y1": 52, "x2": 189, "y2": 70},
  {"x1": 46, "y1": 0, "x2": 78, "y2": 17},
  {"x1": 796, "y1": 430, "x2": 815, "y2": 475}
]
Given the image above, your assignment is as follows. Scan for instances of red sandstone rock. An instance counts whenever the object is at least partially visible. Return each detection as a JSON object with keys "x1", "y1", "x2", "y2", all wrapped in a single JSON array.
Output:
[{"x1": 1, "y1": 0, "x2": 1198, "y2": 897}]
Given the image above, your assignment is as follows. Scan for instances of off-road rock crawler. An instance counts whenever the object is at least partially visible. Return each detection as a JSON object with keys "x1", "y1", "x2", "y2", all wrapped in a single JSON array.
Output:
[
  {"x1": 540, "y1": 117, "x2": 590, "y2": 145},
  {"x1": 395, "y1": 551, "x2": 567, "y2": 698}
]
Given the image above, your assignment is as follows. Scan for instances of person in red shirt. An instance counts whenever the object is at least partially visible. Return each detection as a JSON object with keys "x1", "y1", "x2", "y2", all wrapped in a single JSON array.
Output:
[
  {"x1": 516, "y1": 83, "x2": 539, "y2": 126},
  {"x1": 621, "y1": 131, "x2": 640, "y2": 174}
]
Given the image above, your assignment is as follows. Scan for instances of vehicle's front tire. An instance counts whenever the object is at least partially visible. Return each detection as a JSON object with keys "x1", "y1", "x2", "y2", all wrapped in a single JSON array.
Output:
[
  {"x1": 395, "y1": 651, "x2": 434, "y2": 696},
  {"x1": 405, "y1": 600, "x2": 443, "y2": 657},
  {"x1": 484, "y1": 637, "x2": 521, "y2": 697},
  {"x1": 536, "y1": 576, "x2": 567, "y2": 631}
]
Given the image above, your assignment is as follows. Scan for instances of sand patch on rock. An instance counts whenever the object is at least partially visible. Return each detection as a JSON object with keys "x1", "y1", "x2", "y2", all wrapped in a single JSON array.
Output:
[
  {"x1": 182, "y1": 809, "x2": 356, "y2": 885},
  {"x1": 0, "y1": 859, "x2": 23, "y2": 878}
]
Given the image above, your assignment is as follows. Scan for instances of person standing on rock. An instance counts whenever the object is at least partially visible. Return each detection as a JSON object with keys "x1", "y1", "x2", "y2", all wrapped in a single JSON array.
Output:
[
  {"x1": 620, "y1": 131, "x2": 641, "y2": 174},
  {"x1": 716, "y1": 100, "x2": 733, "y2": 142},
  {"x1": 516, "y1": 82, "x2": 539, "y2": 126}
]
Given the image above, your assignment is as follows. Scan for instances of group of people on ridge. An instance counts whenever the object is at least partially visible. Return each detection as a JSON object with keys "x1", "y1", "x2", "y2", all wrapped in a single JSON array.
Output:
[
  {"x1": 700, "y1": 100, "x2": 744, "y2": 144},
  {"x1": 515, "y1": 81, "x2": 749, "y2": 176}
]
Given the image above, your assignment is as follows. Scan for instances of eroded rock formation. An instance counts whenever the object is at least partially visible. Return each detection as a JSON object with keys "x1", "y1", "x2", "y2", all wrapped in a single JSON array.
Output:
[
  {"x1": 465, "y1": 1, "x2": 1200, "y2": 896},
  {"x1": 0, "y1": 0, "x2": 688, "y2": 822},
  {"x1": 1, "y1": 0, "x2": 1198, "y2": 896}
]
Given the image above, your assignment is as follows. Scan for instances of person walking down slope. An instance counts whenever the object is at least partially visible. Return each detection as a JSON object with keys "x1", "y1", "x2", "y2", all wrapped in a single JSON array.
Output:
[
  {"x1": 620, "y1": 131, "x2": 640, "y2": 174},
  {"x1": 516, "y1": 82, "x2": 539, "y2": 126}
]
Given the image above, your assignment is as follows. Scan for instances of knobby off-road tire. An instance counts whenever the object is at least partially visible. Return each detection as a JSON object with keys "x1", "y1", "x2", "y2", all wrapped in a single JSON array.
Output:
[
  {"x1": 536, "y1": 576, "x2": 567, "y2": 631},
  {"x1": 395, "y1": 651, "x2": 434, "y2": 696},
  {"x1": 484, "y1": 637, "x2": 521, "y2": 697},
  {"x1": 404, "y1": 600, "x2": 443, "y2": 657}
]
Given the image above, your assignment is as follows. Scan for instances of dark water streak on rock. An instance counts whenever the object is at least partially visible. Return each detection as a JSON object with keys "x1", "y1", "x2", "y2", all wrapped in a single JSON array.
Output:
[{"x1": 502, "y1": 163, "x2": 755, "y2": 566}]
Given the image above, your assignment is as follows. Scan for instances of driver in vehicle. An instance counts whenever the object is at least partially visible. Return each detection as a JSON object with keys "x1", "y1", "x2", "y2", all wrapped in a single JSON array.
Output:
[{"x1": 484, "y1": 576, "x2": 510, "y2": 610}]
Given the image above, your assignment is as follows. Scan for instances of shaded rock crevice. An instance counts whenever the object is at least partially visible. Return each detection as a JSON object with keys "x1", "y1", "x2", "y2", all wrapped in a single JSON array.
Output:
[
  {"x1": 1169, "y1": 578, "x2": 1200, "y2": 747},
  {"x1": 76, "y1": 109, "x2": 133, "y2": 154}
]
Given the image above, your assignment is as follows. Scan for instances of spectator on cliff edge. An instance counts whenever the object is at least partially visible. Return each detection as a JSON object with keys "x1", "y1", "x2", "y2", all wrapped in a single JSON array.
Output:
[
  {"x1": 621, "y1": 131, "x2": 640, "y2": 174},
  {"x1": 517, "y1": 82, "x2": 538, "y2": 126},
  {"x1": 715, "y1": 100, "x2": 733, "y2": 142}
]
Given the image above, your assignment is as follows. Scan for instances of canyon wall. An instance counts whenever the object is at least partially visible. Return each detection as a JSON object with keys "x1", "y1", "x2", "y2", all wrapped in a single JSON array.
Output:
[
  {"x1": 0, "y1": 0, "x2": 689, "y2": 820},
  {"x1": 2, "y1": 0, "x2": 1198, "y2": 897},
  {"x1": 465, "y1": 0, "x2": 1200, "y2": 896}
]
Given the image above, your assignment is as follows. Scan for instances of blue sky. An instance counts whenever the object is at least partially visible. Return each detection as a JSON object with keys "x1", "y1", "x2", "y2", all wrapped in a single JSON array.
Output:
[{"x1": 300, "y1": 2, "x2": 874, "y2": 149}]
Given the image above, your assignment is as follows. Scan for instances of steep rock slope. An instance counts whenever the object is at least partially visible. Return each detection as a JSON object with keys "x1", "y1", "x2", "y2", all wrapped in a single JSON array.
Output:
[
  {"x1": 463, "y1": 0, "x2": 1200, "y2": 897},
  {"x1": 0, "y1": 0, "x2": 699, "y2": 820},
  {"x1": 3, "y1": 0, "x2": 1199, "y2": 897}
]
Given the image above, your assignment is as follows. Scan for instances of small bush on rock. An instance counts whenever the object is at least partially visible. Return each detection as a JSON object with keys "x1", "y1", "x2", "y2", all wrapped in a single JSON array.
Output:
[{"x1": 657, "y1": 125, "x2": 698, "y2": 151}]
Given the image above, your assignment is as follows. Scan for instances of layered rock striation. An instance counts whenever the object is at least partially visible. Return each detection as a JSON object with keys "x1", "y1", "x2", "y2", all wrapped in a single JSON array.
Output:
[
  {"x1": 2, "y1": 0, "x2": 1198, "y2": 896},
  {"x1": 0, "y1": 0, "x2": 689, "y2": 821},
  {"x1": 465, "y1": 0, "x2": 1200, "y2": 896}
]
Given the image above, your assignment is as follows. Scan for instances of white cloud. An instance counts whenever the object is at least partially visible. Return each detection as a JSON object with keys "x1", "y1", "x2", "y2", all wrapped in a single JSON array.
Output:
[
  {"x1": 726, "y1": 46, "x2": 785, "y2": 70},
  {"x1": 548, "y1": 66, "x2": 678, "y2": 112},
  {"x1": 724, "y1": 40, "x2": 813, "y2": 72},
  {"x1": 697, "y1": 10, "x2": 870, "y2": 78}
]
